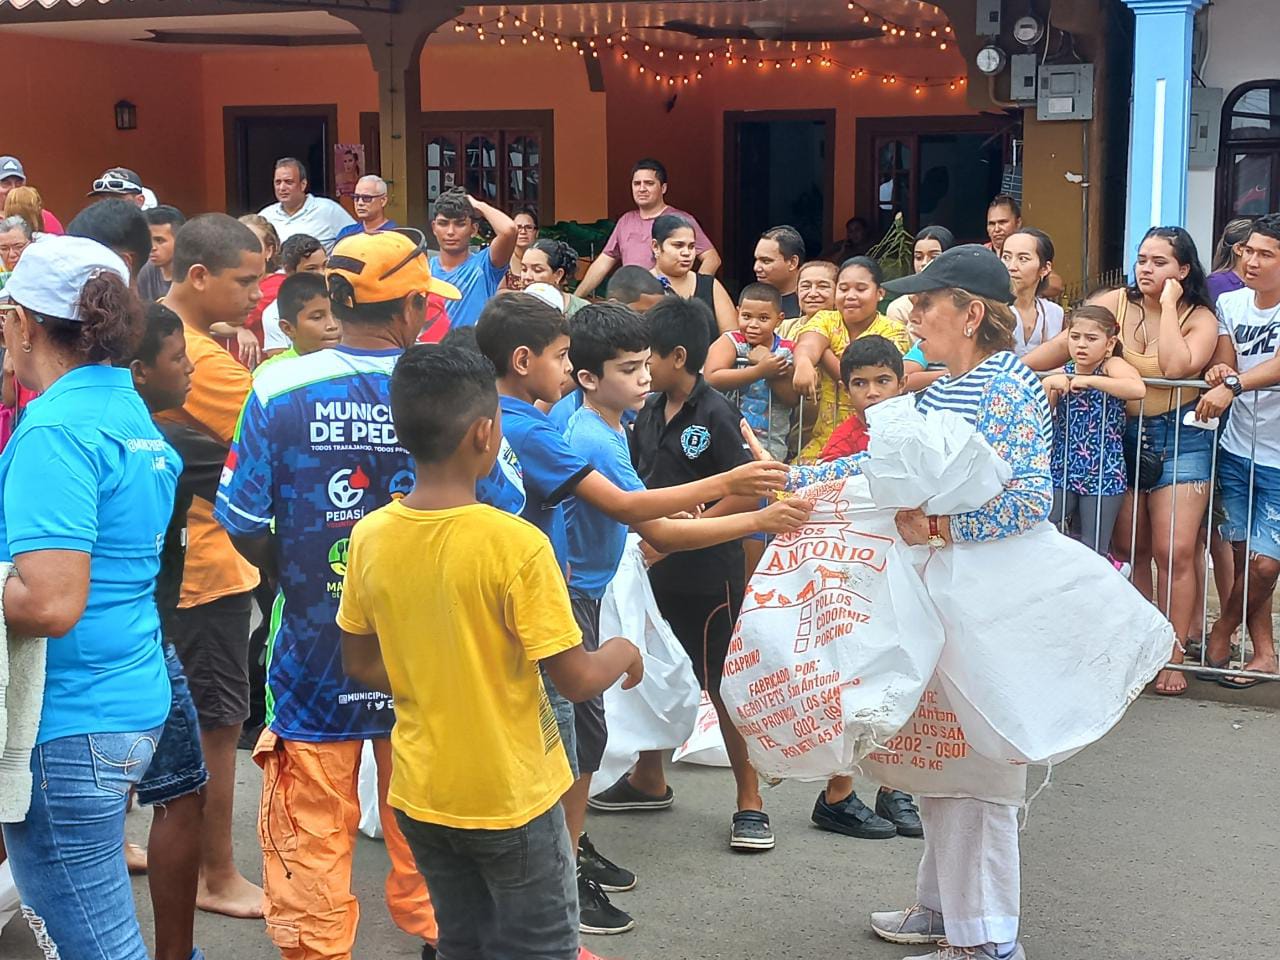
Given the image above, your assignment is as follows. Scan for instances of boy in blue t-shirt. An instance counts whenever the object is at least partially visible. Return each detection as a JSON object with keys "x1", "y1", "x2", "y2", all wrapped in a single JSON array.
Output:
[
  {"x1": 428, "y1": 188, "x2": 517, "y2": 331},
  {"x1": 472, "y1": 294, "x2": 805, "y2": 936}
]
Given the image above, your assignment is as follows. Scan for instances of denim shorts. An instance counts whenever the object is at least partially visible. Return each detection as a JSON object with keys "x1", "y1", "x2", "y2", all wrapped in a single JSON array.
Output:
[
  {"x1": 1217, "y1": 448, "x2": 1280, "y2": 561},
  {"x1": 540, "y1": 666, "x2": 579, "y2": 779},
  {"x1": 1124, "y1": 403, "x2": 1214, "y2": 490},
  {"x1": 136, "y1": 643, "x2": 209, "y2": 806}
]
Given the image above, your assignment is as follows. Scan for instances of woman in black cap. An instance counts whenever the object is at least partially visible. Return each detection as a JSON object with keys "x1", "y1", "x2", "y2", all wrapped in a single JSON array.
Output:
[{"x1": 775, "y1": 243, "x2": 1048, "y2": 960}]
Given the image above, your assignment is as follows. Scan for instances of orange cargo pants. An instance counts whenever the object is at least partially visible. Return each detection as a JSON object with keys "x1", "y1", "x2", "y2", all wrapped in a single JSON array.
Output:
[{"x1": 254, "y1": 731, "x2": 437, "y2": 959}]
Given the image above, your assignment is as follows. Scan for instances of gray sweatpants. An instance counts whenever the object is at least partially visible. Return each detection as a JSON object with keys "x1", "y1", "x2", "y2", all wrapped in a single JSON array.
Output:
[{"x1": 1051, "y1": 489, "x2": 1125, "y2": 556}]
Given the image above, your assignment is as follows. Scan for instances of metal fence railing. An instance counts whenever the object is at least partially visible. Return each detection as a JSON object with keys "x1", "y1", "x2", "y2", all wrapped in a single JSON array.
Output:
[{"x1": 738, "y1": 374, "x2": 1279, "y2": 686}]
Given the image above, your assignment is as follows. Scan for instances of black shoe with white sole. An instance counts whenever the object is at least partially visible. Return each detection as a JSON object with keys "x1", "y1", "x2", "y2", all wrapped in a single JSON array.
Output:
[
  {"x1": 578, "y1": 833, "x2": 636, "y2": 892},
  {"x1": 729, "y1": 810, "x2": 775, "y2": 852},
  {"x1": 587, "y1": 776, "x2": 674, "y2": 812},
  {"x1": 578, "y1": 873, "x2": 636, "y2": 935}
]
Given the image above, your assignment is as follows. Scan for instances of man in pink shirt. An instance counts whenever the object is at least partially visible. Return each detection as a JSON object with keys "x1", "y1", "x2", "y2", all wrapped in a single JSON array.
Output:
[
  {"x1": 576, "y1": 158, "x2": 721, "y2": 297},
  {"x1": 0, "y1": 156, "x2": 63, "y2": 234}
]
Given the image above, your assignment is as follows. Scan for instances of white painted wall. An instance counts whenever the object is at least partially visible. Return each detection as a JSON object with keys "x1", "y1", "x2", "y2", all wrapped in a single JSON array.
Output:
[{"x1": 1186, "y1": 0, "x2": 1277, "y2": 261}]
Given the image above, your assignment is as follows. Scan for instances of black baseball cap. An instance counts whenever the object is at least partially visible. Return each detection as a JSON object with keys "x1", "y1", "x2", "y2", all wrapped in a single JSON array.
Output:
[
  {"x1": 88, "y1": 167, "x2": 144, "y2": 197},
  {"x1": 882, "y1": 244, "x2": 1015, "y2": 305}
]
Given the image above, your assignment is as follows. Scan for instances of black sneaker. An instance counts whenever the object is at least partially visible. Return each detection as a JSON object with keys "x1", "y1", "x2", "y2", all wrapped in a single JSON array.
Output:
[
  {"x1": 578, "y1": 833, "x2": 636, "y2": 892},
  {"x1": 876, "y1": 788, "x2": 924, "y2": 838},
  {"x1": 587, "y1": 776, "x2": 674, "y2": 812},
  {"x1": 578, "y1": 873, "x2": 636, "y2": 935},
  {"x1": 729, "y1": 810, "x2": 775, "y2": 852},
  {"x1": 421, "y1": 943, "x2": 437, "y2": 960},
  {"x1": 811, "y1": 789, "x2": 897, "y2": 839}
]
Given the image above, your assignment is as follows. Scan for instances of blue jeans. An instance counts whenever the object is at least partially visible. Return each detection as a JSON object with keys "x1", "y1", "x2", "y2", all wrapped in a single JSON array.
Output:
[
  {"x1": 395, "y1": 804, "x2": 579, "y2": 960},
  {"x1": 1218, "y1": 448, "x2": 1280, "y2": 561},
  {"x1": 3, "y1": 727, "x2": 162, "y2": 960},
  {"x1": 136, "y1": 643, "x2": 209, "y2": 806}
]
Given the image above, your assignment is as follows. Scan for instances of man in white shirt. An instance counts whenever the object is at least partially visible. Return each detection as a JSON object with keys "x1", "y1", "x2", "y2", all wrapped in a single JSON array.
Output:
[
  {"x1": 258, "y1": 157, "x2": 354, "y2": 253},
  {"x1": 1198, "y1": 213, "x2": 1280, "y2": 685}
]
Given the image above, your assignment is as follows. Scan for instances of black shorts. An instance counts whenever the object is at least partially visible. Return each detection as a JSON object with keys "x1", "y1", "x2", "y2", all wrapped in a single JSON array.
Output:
[
  {"x1": 569, "y1": 592, "x2": 607, "y2": 776},
  {"x1": 167, "y1": 591, "x2": 254, "y2": 730},
  {"x1": 652, "y1": 575, "x2": 745, "y2": 694}
]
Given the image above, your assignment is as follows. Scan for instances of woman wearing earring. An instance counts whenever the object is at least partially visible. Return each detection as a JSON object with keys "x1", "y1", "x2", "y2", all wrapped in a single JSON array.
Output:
[
  {"x1": 1000, "y1": 228, "x2": 1064, "y2": 358},
  {"x1": 650, "y1": 213, "x2": 736, "y2": 341}
]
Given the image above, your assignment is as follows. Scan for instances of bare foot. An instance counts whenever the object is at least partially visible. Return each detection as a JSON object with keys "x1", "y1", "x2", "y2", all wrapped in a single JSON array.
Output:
[
  {"x1": 1154, "y1": 667, "x2": 1187, "y2": 696},
  {"x1": 124, "y1": 842, "x2": 148, "y2": 875},
  {"x1": 197, "y1": 872, "x2": 264, "y2": 919}
]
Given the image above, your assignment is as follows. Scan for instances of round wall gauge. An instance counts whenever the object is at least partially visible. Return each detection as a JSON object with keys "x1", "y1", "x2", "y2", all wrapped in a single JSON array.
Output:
[
  {"x1": 1013, "y1": 15, "x2": 1044, "y2": 46},
  {"x1": 976, "y1": 45, "x2": 1007, "y2": 75}
]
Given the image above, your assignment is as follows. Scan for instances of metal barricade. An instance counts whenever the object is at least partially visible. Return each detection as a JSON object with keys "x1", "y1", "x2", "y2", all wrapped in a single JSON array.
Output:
[{"x1": 743, "y1": 370, "x2": 1280, "y2": 686}]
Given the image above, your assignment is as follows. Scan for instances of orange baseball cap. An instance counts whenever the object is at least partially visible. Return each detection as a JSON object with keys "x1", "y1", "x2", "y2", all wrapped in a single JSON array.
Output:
[{"x1": 327, "y1": 229, "x2": 461, "y2": 305}]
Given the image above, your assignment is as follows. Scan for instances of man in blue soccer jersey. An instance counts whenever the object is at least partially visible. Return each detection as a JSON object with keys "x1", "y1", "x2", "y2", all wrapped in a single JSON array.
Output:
[{"x1": 215, "y1": 231, "x2": 460, "y2": 959}]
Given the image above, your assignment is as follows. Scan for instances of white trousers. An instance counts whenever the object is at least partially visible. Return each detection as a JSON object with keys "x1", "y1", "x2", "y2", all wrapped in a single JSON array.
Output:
[{"x1": 916, "y1": 797, "x2": 1021, "y2": 947}]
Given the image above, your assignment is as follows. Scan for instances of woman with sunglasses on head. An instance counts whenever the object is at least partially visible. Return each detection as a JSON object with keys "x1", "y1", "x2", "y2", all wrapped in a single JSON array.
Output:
[
  {"x1": 1024, "y1": 226, "x2": 1219, "y2": 696},
  {"x1": 0, "y1": 235, "x2": 177, "y2": 959}
]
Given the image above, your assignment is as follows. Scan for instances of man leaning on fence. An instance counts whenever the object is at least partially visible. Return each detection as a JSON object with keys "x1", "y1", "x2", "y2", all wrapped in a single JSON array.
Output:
[{"x1": 1198, "y1": 213, "x2": 1280, "y2": 686}]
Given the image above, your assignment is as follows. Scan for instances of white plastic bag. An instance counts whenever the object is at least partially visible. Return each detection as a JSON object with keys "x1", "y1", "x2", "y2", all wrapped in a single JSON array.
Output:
[
  {"x1": 357, "y1": 740, "x2": 382, "y2": 840},
  {"x1": 720, "y1": 475, "x2": 946, "y2": 781},
  {"x1": 591, "y1": 537, "x2": 701, "y2": 793},
  {"x1": 0, "y1": 858, "x2": 19, "y2": 931},
  {"x1": 928, "y1": 523, "x2": 1173, "y2": 765},
  {"x1": 672, "y1": 693, "x2": 729, "y2": 766},
  {"x1": 859, "y1": 673, "x2": 1028, "y2": 806}
]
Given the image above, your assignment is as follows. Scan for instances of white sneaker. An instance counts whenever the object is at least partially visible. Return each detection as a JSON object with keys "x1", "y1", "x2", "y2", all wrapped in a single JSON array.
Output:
[
  {"x1": 871, "y1": 904, "x2": 946, "y2": 945},
  {"x1": 904, "y1": 942, "x2": 1026, "y2": 960}
]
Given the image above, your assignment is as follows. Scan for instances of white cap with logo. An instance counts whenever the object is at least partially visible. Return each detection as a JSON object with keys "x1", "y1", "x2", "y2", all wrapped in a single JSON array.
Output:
[{"x1": 0, "y1": 236, "x2": 129, "y2": 321}]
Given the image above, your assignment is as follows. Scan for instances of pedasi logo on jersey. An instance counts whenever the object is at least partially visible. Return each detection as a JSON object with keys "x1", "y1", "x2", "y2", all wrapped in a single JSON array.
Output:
[
  {"x1": 681, "y1": 425, "x2": 712, "y2": 460},
  {"x1": 328, "y1": 538, "x2": 350, "y2": 577},
  {"x1": 327, "y1": 466, "x2": 370, "y2": 509}
]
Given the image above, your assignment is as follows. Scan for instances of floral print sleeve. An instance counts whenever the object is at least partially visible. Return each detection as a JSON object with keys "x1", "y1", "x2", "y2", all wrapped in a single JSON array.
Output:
[
  {"x1": 785, "y1": 451, "x2": 868, "y2": 490},
  {"x1": 950, "y1": 374, "x2": 1053, "y2": 542}
]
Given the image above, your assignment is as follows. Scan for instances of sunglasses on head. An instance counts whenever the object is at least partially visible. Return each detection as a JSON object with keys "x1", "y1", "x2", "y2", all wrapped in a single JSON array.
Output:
[
  {"x1": 352, "y1": 193, "x2": 386, "y2": 204},
  {"x1": 378, "y1": 227, "x2": 432, "y2": 282},
  {"x1": 92, "y1": 177, "x2": 140, "y2": 194}
]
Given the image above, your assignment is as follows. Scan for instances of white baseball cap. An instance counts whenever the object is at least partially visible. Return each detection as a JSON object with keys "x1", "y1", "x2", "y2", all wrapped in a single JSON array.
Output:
[
  {"x1": 0, "y1": 236, "x2": 129, "y2": 322},
  {"x1": 523, "y1": 282, "x2": 565, "y2": 312}
]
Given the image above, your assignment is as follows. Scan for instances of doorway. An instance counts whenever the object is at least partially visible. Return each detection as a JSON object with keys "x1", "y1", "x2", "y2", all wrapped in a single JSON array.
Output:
[
  {"x1": 725, "y1": 111, "x2": 834, "y2": 294},
  {"x1": 224, "y1": 105, "x2": 338, "y2": 214}
]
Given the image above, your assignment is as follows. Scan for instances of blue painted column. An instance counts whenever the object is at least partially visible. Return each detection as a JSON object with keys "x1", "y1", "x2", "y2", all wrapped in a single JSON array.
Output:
[{"x1": 1122, "y1": 0, "x2": 1207, "y2": 269}]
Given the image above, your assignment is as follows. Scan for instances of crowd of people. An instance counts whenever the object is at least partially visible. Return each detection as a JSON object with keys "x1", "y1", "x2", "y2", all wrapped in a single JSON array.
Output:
[{"x1": 0, "y1": 145, "x2": 1276, "y2": 960}]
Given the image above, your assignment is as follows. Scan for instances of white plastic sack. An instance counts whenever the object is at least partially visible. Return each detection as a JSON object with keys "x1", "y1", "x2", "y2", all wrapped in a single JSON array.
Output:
[
  {"x1": 357, "y1": 740, "x2": 382, "y2": 840},
  {"x1": 929, "y1": 523, "x2": 1173, "y2": 765},
  {"x1": 672, "y1": 693, "x2": 729, "y2": 767},
  {"x1": 591, "y1": 537, "x2": 701, "y2": 794},
  {"x1": 720, "y1": 474, "x2": 946, "y2": 781},
  {"x1": 0, "y1": 858, "x2": 19, "y2": 931},
  {"x1": 859, "y1": 673, "x2": 1028, "y2": 806}
]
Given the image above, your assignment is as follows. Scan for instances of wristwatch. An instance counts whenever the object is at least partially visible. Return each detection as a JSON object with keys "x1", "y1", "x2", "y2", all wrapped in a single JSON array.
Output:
[
  {"x1": 1224, "y1": 374, "x2": 1244, "y2": 398},
  {"x1": 927, "y1": 516, "x2": 947, "y2": 549}
]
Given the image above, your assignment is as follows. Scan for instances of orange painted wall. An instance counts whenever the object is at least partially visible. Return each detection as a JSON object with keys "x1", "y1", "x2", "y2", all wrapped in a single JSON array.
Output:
[
  {"x1": 601, "y1": 43, "x2": 980, "y2": 249},
  {"x1": 197, "y1": 39, "x2": 607, "y2": 223},
  {"x1": 1, "y1": 34, "x2": 206, "y2": 224}
]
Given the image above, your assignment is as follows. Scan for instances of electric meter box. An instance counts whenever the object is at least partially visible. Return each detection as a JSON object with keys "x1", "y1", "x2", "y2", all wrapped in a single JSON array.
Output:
[
  {"x1": 1010, "y1": 54, "x2": 1037, "y2": 102},
  {"x1": 1189, "y1": 86, "x2": 1222, "y2": 169},
  {"x1": 976, "y1": 0, "x2": 1002, "y2": 36},
  {"x1": 1037, "y1": 64, "x2": 1094, "y2": 121}
]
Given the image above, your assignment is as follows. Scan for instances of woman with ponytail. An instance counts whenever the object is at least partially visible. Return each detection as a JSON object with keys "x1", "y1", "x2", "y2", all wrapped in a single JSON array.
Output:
[
  {"x1": 0, "y1": 235, "x2": 178, "y2": 958},
  {"x1": 520, "y1": 237, "x2": 590, "y2": 317}
]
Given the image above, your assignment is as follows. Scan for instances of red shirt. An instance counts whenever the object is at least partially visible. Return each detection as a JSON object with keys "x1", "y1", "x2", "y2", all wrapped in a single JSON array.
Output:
[
  {"x1": 41, "y1": 209, "x2": 63, "y2": 235},
  {"x1": 820, "y1": 414, "x2": 870, "y2": 461}
]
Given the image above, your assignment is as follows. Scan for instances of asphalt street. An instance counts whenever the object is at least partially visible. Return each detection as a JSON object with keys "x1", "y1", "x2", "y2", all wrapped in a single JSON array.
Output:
[{"x1": 2, "y1": 695, "x2": 1276, "y2": 960}]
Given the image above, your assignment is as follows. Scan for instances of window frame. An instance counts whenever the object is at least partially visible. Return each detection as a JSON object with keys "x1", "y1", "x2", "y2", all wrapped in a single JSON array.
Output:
[{"x1": 1215, "y1": 80, "x2": 1280, "y2": 242}]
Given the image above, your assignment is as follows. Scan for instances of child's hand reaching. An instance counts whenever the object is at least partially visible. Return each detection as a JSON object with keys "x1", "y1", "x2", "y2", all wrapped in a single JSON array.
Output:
[
  {"x1": 724, "y1": 460, "x2": 789, "y2": 496},
  {"x1": 740, "y1": 420, "x2": 774, "y2": 461},
  {"x1": 755, "y1": 351, "x2": 793, "y2": 381},
  {"x1": 602, "y1": 637, "x2": 645, "y2": 690},
  {"x1": 757, "y1": 497, "x2": 814, "y2": 535}
]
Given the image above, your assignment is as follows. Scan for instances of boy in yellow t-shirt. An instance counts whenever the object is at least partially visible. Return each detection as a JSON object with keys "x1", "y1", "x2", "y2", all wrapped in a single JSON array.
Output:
[{"x1": 337, "y1": 343, "x2": 643, "y2": 959}]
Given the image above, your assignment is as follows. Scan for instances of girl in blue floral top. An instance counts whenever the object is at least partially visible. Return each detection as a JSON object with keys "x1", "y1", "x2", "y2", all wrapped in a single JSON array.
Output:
[{"x1": 1041, "y1": 305, "x2": 1146, "y2": 555}]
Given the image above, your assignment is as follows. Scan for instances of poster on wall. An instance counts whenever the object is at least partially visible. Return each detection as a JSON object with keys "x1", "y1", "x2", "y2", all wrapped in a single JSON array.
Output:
[{"x1": 335, "y1": 144, "x2": 366, "y2": 198}]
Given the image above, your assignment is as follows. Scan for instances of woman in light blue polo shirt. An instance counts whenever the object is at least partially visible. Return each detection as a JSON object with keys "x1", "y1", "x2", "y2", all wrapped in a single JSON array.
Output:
[{"x1": 0, "y1": 236, "x2": 177, "y2": 959}]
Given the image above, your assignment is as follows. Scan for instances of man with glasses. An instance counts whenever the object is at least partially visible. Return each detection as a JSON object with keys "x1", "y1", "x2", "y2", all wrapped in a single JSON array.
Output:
[
  {"x1": 335, "y1": 175, "x2": 397, "y2": 244},
  {"x1": 259, "y1": 157, "x2": 355, "y2": 254}
]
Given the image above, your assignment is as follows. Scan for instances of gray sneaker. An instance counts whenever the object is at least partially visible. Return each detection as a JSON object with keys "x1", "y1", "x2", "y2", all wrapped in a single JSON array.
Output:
[
  {"x1": 904, "y1": 943, "x2": 1026, "y2": 960},
  {"x1": 870, "y1": 904, "x2": 946, "y2": 945}
]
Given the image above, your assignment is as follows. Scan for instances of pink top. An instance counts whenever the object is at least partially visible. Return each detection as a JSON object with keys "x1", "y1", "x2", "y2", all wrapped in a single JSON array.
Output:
[
  {"x1": 602, "y1": 206, "x2": 712, "y2": 267},
  {"x1": 40, "y1": 209, "x2": 63, "y2": 235}
]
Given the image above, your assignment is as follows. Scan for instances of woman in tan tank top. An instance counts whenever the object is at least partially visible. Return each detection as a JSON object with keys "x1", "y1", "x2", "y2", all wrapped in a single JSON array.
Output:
[{"x1": 1025, "y1": 227, "x2": 1218, "y2": 695}]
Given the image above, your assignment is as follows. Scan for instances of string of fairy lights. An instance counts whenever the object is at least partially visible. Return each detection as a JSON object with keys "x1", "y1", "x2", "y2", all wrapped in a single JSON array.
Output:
[{"x1": 448, "y1": 3, "x2": 967, "y2": 96}]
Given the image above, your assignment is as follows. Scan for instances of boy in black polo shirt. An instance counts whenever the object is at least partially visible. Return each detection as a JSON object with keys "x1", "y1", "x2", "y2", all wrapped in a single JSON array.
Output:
[{"x1": 595, "y1": 297, "x2": 773, "y2": 852}]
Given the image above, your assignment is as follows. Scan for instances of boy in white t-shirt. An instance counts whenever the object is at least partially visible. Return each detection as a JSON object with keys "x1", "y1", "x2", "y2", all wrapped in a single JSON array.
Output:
[{"x1": 1197, "y1": 213, "x2": 1280, "y2": 686}]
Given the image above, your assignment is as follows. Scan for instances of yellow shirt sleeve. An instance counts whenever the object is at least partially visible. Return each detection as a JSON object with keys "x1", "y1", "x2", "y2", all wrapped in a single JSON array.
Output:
[
  {"x1": 872, "y1": 315, "x2": 912, "y2": 354},
  {"x1": 793, "y1": 310, "x2": 842, "y2": 347},
  {"x1": 504, "y1": 538, "x2": 583, "y2": 662}
]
